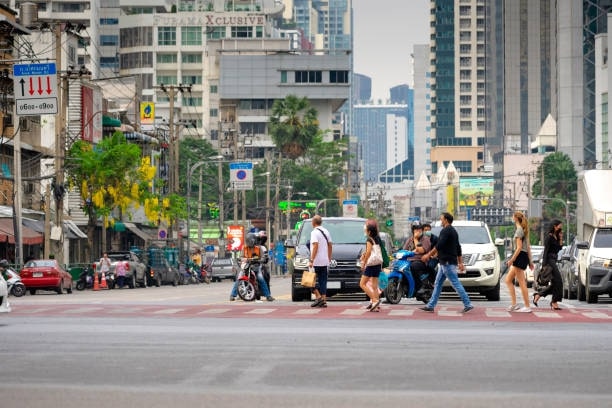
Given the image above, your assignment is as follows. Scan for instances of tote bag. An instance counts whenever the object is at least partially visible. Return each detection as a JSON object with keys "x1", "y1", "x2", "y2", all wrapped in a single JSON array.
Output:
[
  {"x1": 300, "y1": 267, "x2": 317, "y2": 288},
  {"x1": 366, "y1": 243, "x2": 384, "y2": 266}
]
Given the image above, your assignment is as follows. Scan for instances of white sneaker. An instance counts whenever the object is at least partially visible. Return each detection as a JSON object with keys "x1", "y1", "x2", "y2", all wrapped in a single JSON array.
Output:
[
  {"x1": 506, "y1": 304, "x2": 520, "y2": 312},
  {"x1": 516, "y1": 307, "x2": 532, "y2": 313}
]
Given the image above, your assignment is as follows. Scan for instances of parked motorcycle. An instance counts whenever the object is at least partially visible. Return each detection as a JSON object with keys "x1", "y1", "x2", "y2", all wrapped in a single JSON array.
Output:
[
  {"x1": 384, "y1": 250, "x2": 435, "y2": 304},
  {"x1": 4, "y1": 267, "x2": 26, "y2": 297},
  {"x1": 76, "y1": 267, "x2": 115, "y2": 290}
]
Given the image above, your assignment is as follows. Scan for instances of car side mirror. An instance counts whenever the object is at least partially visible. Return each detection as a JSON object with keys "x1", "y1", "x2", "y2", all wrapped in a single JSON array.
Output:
[{"x1": 576, "y1": 241, "x2": 589, "y2": 250}]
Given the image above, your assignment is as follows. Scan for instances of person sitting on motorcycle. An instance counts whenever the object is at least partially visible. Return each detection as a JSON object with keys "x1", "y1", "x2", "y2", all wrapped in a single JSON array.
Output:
[
  {"x1": 229, "y1": 232, "x2": 274, "y2": 302},
  {"x1": 402, "y1": 223, "x2": 434, "y2": 297}
]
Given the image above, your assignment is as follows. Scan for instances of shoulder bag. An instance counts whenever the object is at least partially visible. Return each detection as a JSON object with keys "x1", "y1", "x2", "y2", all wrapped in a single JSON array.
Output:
[{"x1": 366, "y1": 239, "x2": 384, "y2": 266}]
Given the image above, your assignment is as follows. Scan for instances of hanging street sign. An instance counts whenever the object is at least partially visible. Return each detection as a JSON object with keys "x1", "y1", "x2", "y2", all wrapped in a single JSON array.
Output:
[
  {"x1": 229, "y1": 161, "x2": 253, "y2": 190},
  {"x1": 13, "y1": 62, "x2": 58, "y2": 115}
]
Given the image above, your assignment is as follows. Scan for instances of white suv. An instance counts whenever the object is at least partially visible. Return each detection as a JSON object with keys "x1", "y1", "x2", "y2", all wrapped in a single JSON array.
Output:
[{"x1": 432, "y1": 220, "x2": 501, "y2": 301}]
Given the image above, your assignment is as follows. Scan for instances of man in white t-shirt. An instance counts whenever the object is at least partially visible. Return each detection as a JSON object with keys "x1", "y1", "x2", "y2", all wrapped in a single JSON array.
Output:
[{"x1": 307, "y1": 215, "x2": 332, "y2": 308}]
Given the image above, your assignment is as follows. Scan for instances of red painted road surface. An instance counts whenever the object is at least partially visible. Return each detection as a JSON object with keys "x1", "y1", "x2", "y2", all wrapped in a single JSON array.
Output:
[{"x1": 4, "y1": 303, "x2": 612, "y2": 323}]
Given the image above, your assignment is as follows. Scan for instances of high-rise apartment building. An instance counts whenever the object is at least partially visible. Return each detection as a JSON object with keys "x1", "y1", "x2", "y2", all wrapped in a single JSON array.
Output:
[{"x1": 429, "y1": 0, "x2": 486, "y2": 177}]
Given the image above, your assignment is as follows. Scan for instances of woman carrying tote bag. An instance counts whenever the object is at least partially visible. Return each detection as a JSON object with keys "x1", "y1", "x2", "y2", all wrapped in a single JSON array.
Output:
[{"x1": 359, "y1": 219, "x2": 384, "y2": 312}]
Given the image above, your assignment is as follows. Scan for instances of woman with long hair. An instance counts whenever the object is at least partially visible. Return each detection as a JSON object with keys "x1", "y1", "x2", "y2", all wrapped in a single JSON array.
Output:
[
  {"x1": 360, "y1": 219, "x2": 383, "y2": 312},
  {"x1": 504, "y1": 211, "x2": 534, "y2": 312},
  {"x1": 533, "y1": 219, "x2": 564, "y2": 310}
]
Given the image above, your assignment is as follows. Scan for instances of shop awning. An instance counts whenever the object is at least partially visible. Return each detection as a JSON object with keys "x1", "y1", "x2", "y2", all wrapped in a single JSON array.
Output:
[
  {"x1": 124, "y1": 222, "x2": 154, "y2": 241},
  {"x1": 22, "y1": 218, "x2": 88, "y2": 240},
  {"x1": 102, "y1": 115, "x2": 121, "y2": 127},
  {"x1": 0, "y1": 218, "x2": 43, "y2": 245},
  {"x1": 124, "y1": 132, "x2": 159, "y2": 145}
]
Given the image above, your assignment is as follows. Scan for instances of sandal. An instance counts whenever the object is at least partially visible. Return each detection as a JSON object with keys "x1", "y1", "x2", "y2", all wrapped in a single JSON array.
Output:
[{"x1": 369, "y1": 299, "x2": 381, "y2": 312}]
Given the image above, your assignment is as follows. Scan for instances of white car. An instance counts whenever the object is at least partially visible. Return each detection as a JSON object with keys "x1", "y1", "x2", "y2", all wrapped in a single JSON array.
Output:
[
  {"x1": 432, "y1": 220, "x2": 501, "y2": 301},
  {"x1": 0, "y1": 271, "x2": 11, "y2": 313}
]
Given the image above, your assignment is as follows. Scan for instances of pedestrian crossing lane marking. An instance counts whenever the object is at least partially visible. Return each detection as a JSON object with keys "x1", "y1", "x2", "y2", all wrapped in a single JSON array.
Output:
[
  {"x1": 582, "y1": 311, "x2": 612, "y2": 319},
  {"x1": 245, "y1": 308, "x2": 276, "y2": 314},
  {"x1": 198, "y1": 308, "x2": 232, "y2": 314},
  {"x1": 153, "y1": 308, "x2": 185, "y2": 314}
]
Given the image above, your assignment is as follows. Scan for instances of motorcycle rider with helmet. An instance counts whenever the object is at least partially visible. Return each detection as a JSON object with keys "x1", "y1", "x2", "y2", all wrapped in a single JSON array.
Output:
[
  {"x1": 402, "y1": 223, "x2": 434, "y2": 299},
  {"x1": 230, "y1": 231, "x2": 274, "y2": 301}
]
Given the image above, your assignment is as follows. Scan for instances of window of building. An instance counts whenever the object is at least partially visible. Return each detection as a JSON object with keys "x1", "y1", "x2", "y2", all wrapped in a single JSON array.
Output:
[
  {"x1": 100, "y1": 57, "x2": 118, "y2": 69},
  {"x1": 157, "y1": 53, "x2": 177, "y2": 63},
  {"x1": 460, "y1": 31, "x2": 471, "y2": 41},
  {"x1": 460, "y1": 44, "x2": 471, "y2": 54},
  {"x1": 100, "y1": 35, "x2": 118, "y2": 46},
  {"x1": 330, "y1": 70, "x2": 349, "y2": 83},
  {"x1": 280, "y1": 70, "x2": 287, "y2": 83},
  {"x1": 158, "y1": 27, "x2": 176, "y2": 46},
  {"x1": 157, "y1": 75, "x2": 177, "y2": 85},
  {"x1": 231, "y1": 26, "x2": 253, "y2": 38},
  {"x1": 120, "y1": 52, "x2": 153, "y2": 69},
  {"x1": 181, "y1": 26, "x2": 202, "y2": 46},
  {"x1": 460, "y1": 95, "x2": 471, "y2": 106},
  {"x1": 210, "y1": 85, "x2": 218, "y2": 94},
  {"x1": 210, "y1": 108, "x2": 218, "y2": 117},
  {"x1": 183, "y1": 96, "x2": 202, "y2": 106},
  {"x1": 460, "y1": 82, "x2": 472, "y2": 92},
  {"x1": 182, "y1": 75, "x2": 202, "y2": 85},
  {"x1": 460, "y1": 69, "x2": 471, "y2": 80},
  {"x1": 295, "y1": 70, "x2": 322, "y2": 83},
  {"x1": 100, "y1": 18, "x2": 119, "y2": 25},
  {"x1": 207, "y1": 26, "x2": 226, "y2": 39},
  {"x1": 120, "y1": 27, "x2": 153, "y2": 47},
  {"x1": 182, "y1": 53, "x2": 202, "y2": 63},
  {"x1": 460, "y1": 121, "x2": 472, "y2": 131},
  {"x1": 460, "y1": 108, "x2": 471, "y2": 118},
  {"x1": 460, "y1": 57, "x2": 471, "y2": 67}
]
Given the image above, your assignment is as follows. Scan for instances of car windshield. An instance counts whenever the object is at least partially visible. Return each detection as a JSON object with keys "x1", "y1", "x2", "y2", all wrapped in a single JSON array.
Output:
[
  {"x1": 431, "y1": 226, "x2": 491, "y2": 244},
  {"x1": 593, "y1": 229, "x2": 612, "y2": 248},
  {"x1": 27, "y1": 260, "x2": 55, "y2": 268},
  {"x1": 298, "y1": 219, "x2": 367, "y2": 245}
]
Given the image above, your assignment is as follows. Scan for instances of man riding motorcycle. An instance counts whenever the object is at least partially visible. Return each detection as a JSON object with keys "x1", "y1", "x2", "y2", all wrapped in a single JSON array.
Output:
[{"x1": 402, "y1": 223, "x2": 435, "y2": 299}]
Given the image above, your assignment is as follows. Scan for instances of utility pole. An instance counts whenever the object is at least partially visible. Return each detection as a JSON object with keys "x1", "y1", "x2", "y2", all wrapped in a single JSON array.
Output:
[
  {"x1": 154, "y1": 84, "x2": 191, "y2": 255},
  {"x1": 53, "y1": 24, "x2": 65, "y2": 265}
]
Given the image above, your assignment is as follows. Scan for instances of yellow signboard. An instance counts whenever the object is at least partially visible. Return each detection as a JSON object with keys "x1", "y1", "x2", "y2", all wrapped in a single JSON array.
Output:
[{"x1": 140, "y1": 102, "x2": 155, "y2": 125}]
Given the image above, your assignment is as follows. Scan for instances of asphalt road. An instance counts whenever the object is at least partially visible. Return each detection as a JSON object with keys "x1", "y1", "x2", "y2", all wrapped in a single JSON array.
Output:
[{"x1": 1, "y1": 276, "x2": 611, "y2": 408}]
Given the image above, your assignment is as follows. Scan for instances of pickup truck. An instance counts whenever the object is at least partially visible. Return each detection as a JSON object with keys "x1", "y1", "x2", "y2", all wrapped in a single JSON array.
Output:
[{"x1": 105, "y1": 251, "x2": 149, "y2": 289}]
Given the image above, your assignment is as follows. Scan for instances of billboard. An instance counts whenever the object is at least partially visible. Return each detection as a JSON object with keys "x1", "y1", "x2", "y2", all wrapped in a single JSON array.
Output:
[
  {"x1": 81, "y1": 85, "x2": 103, "y2": 143},
  {"x1": 459, "y1": 177, "x2": 494, "y2": 207},
  {"x1": 140, "y1": 102, "x2": 155, "y2": 125},
  {"x1": 226, "y1": 225, "x2": 244, "y2": 251}
]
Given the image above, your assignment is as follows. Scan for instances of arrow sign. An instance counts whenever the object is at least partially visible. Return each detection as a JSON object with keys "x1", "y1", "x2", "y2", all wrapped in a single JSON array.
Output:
[{"x1": 13, "y1": 63, "x2": 58, "y2": 115}]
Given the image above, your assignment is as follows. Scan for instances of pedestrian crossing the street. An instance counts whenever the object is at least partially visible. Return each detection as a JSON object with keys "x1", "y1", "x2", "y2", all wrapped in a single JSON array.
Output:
[{"x1": 4, "y1": 303, "x2": 612, "y2": 323}]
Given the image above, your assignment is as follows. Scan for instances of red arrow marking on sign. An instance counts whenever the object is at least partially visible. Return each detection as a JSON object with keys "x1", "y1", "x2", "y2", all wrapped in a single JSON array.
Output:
[
  {"x1": 37, "y1": 77, "x2": 43, "y2": 95},
  {"x1": 46, "y1": 76, "x2": 52, "y2": 94},
  {"x1": 28, "y1": 77, "x2": 34, "y2": 95}
]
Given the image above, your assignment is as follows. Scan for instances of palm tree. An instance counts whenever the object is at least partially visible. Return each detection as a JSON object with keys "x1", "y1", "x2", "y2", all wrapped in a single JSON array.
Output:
[{"x1": 269, "y1": 95, "x2": 320, "y2": 159}]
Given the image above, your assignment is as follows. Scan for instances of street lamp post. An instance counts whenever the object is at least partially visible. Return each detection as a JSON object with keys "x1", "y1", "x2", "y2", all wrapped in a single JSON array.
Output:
[{"x1": 186, "y1": 156, "x2": 223, "y2": 258}]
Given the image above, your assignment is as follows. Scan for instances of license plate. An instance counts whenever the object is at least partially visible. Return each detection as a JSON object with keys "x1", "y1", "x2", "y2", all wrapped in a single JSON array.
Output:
[
  {"x1": 33, "y1": 272, "x2": 42, "y2": 278},
  {"x1": 327, "y1": 281, "x2": 341, "y2": 289}
]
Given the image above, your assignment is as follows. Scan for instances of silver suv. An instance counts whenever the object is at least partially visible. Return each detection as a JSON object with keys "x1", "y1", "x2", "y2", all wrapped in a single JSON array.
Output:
[{"x1": 432, "y1": 220, "x2": 501, "y2": 301}]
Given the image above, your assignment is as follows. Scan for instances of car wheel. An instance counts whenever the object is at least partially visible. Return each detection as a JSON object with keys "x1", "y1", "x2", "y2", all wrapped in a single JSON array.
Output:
[
  {"x1": 484, "y1": 280, "x2": 501, "y2": 301},
  {"x1": 291, "y1": 285, "x2": 310, "y2": 302},
  {"x1": 11, "y1": 284, "x2": 26, "y2": 297},
  {"x1": 129, "y1": 274, "x2": 136, "y2": 289},
  {"x1": 577, "y1": 275, "x2": 586, "y2": 302},
  {"x1": 586, "y1": 271, "x2": 598, "y2": 304},
  {"x1": 384, "y1": 277, "x2": 403, "y2": 304},
  {"x1": 29, "y1": 289, "x2": 36, "y2": 295},
  {"x1": 56, "y1": 280, "x2": 63, "y2": 294}
]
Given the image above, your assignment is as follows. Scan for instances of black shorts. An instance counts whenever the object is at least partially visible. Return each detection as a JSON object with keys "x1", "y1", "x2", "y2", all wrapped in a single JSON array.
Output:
[{"x1": 512, "y1": 251, "x2": 529, "y2": 270}]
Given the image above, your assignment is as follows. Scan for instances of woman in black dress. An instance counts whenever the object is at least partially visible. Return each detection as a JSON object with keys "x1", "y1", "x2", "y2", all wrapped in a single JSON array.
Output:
[{"x1": 533, "y1": 219, "x2": 564, "y2": 310}]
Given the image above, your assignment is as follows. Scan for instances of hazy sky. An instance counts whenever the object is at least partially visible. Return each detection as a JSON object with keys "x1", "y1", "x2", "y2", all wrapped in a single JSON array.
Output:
[{"x1": 352, "y1": 0, "x2": 430, "y2": 101}]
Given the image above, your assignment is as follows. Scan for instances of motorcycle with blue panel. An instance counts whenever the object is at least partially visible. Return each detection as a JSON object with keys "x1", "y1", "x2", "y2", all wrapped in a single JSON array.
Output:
[{"x1": 384, "y1": 250, "x2": 435, "y2": 304}]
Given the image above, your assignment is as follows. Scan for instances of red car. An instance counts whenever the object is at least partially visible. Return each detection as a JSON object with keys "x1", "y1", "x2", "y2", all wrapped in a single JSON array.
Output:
[{"x1": 19, "y1": 259, "x2": 73, "y2": 295}]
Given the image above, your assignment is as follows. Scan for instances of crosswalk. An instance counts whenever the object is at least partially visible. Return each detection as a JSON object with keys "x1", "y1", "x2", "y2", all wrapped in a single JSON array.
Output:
[{"x1": 4, "y1": 303, "x2": 612, "y2": 323}]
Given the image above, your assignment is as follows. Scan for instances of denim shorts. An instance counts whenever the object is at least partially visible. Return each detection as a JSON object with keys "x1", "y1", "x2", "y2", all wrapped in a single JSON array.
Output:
[
  {"x1": 313, "y1": 265, "x2": 328, "y2": 295},
  {"x1": 363, "y1": 264, "x2": 382, "y2": 278}
]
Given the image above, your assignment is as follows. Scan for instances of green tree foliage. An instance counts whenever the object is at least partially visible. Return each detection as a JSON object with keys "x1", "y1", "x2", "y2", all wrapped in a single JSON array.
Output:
[
  {"x1": 66, "y1": 132, "x2": 186, "y2": 253},
  {"x1": 269, "y1": 95, "x2": 320, "y2": 159},
  {"x1": 531, "y1": 151, "x2": 577, "y2": 237}
]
